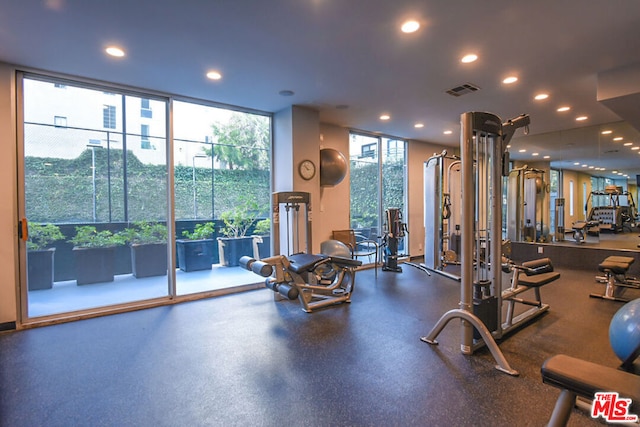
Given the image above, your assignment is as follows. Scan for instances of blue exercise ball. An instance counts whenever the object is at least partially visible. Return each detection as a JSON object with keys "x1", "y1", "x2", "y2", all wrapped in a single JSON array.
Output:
[{"x1": 609, "y1": 298, "x2": 640, "y2": 362}]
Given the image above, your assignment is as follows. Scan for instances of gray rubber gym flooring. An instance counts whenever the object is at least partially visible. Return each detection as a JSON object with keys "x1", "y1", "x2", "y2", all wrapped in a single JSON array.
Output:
[{"x1": 0, "y1": 261, "x2": 636, "y2": 426}]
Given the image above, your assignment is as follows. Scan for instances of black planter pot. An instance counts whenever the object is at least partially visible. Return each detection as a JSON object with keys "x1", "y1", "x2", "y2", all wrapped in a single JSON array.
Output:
[
  {"x1": 27, "y1": 248, "x2": 55, "y2": 291},
  {"x1": 218, "y1": 236, "x2": 255, "y2": 267},
  {"x1": 176, "y1": 239, "x2": 214, "y2": 272},
  {"x1": 73, "y1": 246, "x2": 116, "y2": 285},
  {"x1": 131, "y1": 243, "x2": 168, "y2": 278}
]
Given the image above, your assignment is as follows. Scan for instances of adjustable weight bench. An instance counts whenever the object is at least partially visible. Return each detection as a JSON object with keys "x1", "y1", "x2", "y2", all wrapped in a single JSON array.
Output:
[
  {"x1": 501, "y1": 258, "x2": 560, "y2": 333},
  {"x1": 541, "y1": 354, "x2": 640, "y2": 427},
  {"x1": 572, "y1": 220, "x2": 599, "y2": 244},
  {"x1": 593, "y1": 256, "x2": 640, "y2": 302}
]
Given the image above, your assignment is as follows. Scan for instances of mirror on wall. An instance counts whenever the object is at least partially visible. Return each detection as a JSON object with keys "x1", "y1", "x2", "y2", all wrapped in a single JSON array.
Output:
[{"x1": 507, "y1": 121, "x2": 639, "y2": 252}]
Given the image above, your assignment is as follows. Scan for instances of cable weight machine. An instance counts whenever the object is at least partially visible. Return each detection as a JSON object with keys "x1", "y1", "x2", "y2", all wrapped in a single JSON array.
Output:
[
  {"x1": 382, "y1": 207, "x2": 407, "y2": 272},
  {"x1": 420, "y1": 112, "x2": 531, "y2": 376}
]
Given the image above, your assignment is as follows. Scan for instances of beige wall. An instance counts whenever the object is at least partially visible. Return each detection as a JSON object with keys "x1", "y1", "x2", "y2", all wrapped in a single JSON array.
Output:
[
  {"x1": 0, "y1": 63, "x2": 18, "y2": 324},
  {"x1": 318, "y1": 124, "x2": 351, "y2": 243}
]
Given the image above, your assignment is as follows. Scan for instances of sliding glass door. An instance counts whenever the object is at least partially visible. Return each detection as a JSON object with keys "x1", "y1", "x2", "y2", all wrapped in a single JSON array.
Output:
[{"x1": 20, "y1": 75, "x2": 169, "y2": 318}]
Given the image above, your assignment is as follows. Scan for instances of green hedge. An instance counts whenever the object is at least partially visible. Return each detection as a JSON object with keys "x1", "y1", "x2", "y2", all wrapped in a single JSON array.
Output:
[
  {"x1": 25, "y1": 148, "x2": 270, "y2": 223},
  {"x1": 350, "y1": 159, "x2": 404, "y2": 229}
]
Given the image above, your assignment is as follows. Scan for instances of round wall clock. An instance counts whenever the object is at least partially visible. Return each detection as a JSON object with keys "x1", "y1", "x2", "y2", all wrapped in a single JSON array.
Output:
[{"x1": 298, "y1": 159, "x2": 316, "y2": 180}]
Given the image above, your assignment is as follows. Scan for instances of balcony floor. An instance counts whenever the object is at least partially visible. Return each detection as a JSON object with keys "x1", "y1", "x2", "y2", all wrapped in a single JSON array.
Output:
[{"x1": 28, "y1": 264, "x2": 260, "y2": 318}]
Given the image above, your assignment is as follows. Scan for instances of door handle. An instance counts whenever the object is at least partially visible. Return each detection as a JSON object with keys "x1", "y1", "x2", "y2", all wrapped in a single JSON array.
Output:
[{"x1": 19, "y1": 217, "x2": 28, "y2": 241}]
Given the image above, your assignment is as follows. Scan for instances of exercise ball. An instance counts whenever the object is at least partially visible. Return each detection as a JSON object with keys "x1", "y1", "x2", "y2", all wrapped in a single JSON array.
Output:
[
  {"x1": 609, "y1": 298, "x2": 640, "y2": 362},
  {"x1": 320, "y1": 148, "x2": 347, "y2": 187},
  {"x1": 320, "y1": 239, "x2": 351, "y2": 258}
]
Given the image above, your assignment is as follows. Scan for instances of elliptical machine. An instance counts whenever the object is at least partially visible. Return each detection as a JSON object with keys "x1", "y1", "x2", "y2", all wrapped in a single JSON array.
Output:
[{"x1": 382, "y1": 208, "x2": 407, "y2": 272}]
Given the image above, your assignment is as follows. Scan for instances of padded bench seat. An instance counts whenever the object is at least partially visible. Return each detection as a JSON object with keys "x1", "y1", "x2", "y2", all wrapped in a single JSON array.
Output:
[
  {"x1": 603, "y1": 256, "x2": 635, "y2": 265},
  {"x1": 598, "y1": 256, "x2": 634, "y2": 275},
  {"x1": 518, "y1": 271, "x2": 561, "y2": 287},
  {"x1": 517, "y1": 258, "x2": 560, "y2": 287},
  {"x1": 541, "y1": 354, "x2": 640, "y2": 426},
  {"x1": 288, "y1": 253, "x2": 327, "y2": 273}
]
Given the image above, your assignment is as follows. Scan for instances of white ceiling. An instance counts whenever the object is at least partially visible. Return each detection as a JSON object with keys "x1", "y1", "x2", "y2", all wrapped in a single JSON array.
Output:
[{"x1": 1, "y1": 0, "x2": 640, "y2": 179}]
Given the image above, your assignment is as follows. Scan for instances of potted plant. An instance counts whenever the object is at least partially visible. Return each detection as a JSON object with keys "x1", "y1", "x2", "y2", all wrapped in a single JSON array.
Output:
[
  {"x1": 176, "y1": 222, "x2": 215, "y2": 272},
  {"x1": 217, "y1": 200, "x2": 261, "y2": 267},
  {"x1": 119, "y1": 221, "x2": 168, "y2": 278},
  {"x1": 252, "y1": 218, "x2": 271, "y2": 260},
  {"x1": 68, "y1": 225, "x2": 125, "y2": 285},
  {"x1": 27, "y1": 223, "x2": 64, "y2": 290}
]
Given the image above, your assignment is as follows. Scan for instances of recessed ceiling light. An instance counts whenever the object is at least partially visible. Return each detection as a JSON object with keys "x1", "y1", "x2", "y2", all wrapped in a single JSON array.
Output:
[
  {"x1": 532, "y1": 152, "x2": 539, "y2": 156},
  {"x1": 414, "y1": 123, "x2": 424, "y2": 128},
  {"x1": 380, "y1": 114, "x2": 390, "y2": 121},
  {"x1": 601, "y1": 130, "x2": 612, "y2": 135},
  {"x1": 581, "y1": 164, "x2": 588, "y2": 167},
  {"x1": 443, "y1": 130, "x2": 453, "y2": 135},
  {"x1": 503, "y1": 76, "x2": 518, "y2": 84},
  {"x1": 623, "y1": 142, "x2": 632, "y2": 146},
  {"x1": 534, "y1": 93, "x2": 549, "y2": 100},
  {"x1": 461, "y1": 54, "x2": 478, "y2": 63},
  {"x1": 575, "y1": 116, "x2": 588, "y2": 121},
  {"x1": 588, "y1": 166, "x2": 595, "y2": 169},
  {"x1": 632, "y1": 146, "x2": 640, "y2": 150},
  {"x1": 206, "y1": 71, "x2": 223, "y2": 80},
  {"x1": 105, "y1": 46, "x2": 125, "y2": 57},
  {"x1": 519, "y1": 149, "x2": 526, "y2": 153},
  {"x1": 557, "y1": 106, "x2": 570, "y2": 112},
  {"x1": 543, "y1": 155, "x2": 550, "y2": 159},
  {"x1": 401, "y1": 20, "x2": 420, "y2": 33},
  {"x1": 573, "y1": 162, "x2": 580, "y2": 165},
  {"x1": 613, "y1": 137, "x2": 623, "y2": 141}
]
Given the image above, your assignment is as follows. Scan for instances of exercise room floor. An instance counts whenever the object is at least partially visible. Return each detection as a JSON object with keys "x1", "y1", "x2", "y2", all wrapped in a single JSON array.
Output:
[{"x1": 1, "y1": 261, "x2": 637, "y2": 426}]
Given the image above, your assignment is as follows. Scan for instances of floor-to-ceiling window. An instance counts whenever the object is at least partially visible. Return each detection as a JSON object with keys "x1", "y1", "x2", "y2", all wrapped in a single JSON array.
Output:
[
  {"x1": 19, "y1": 74, "x2": 271, "y2": 321},
  {"x1": 349, "y1": 132, "x2": 407, "y2": 259},
  {"x1": 172, "y1": 101, "x2": 271, "y2": 295}
]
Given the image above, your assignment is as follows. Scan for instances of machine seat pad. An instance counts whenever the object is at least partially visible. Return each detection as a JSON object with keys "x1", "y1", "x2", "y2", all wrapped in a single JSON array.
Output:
[
  {"x1": 288, "y1": 253, "x2": 327, "y2": 273},
  {"x1": 604, "y1": 256, "x2": 635, "y2": 265},
  {"x1": 518, "y1": 271, "x2": 560, "y2": 287},
  {"x1": 541, "y1": 354, "x2": 640, "y2": 413},
  {"x1": 598, "y1": 261, "x2": 632, "y2": 275},
  {"x1": 328, "y1": 256, "x2": 362, "y2": 267}
]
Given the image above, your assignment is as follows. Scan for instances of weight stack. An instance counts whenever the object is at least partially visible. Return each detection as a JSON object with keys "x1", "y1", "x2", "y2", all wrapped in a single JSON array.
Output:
[{"x1": 473, "y1": 295, "x2": 498, "y2": 340}]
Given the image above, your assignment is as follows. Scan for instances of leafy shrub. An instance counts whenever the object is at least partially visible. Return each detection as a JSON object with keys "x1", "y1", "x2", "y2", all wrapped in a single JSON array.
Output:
[
  {"x1": 27, "y1": 223, "x2": 64, "y2": 251},
  {"x1": 119, "y1": 221, "x2": 168, "y2": 245},
  {"x1": 69, "y1": 226, "x2": 126, "y2": 248},
  {"x1": 181, "y1": 222, "x2": 216, "y2": 240}
]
